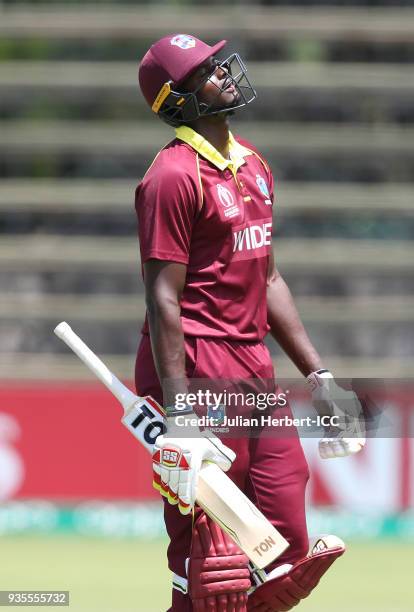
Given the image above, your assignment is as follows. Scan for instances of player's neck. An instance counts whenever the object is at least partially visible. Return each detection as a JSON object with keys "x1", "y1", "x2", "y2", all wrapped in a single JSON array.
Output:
[{"x1": 190, "y1": 115, "x2": 230, "y2": 160}]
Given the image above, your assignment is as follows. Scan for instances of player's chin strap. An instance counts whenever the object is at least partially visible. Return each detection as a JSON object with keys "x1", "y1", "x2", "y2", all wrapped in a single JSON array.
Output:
[{"x1": 247, "y1": 534, "x2": 346, "y2": 612}]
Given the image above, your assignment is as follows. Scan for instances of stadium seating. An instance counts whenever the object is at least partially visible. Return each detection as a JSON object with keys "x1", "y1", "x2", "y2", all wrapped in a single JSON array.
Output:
[{"x1": 0, "y1": 2, "x2": 413, "y2": 379}]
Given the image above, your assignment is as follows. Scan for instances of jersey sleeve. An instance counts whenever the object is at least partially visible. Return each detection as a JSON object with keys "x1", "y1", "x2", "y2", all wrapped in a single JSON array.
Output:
[{"x1": 135, "y1": 165, "x2": 199, "y2": 265}]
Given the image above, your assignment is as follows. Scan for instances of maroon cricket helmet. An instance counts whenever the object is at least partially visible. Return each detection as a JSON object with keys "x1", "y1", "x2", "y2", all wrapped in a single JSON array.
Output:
[{"x1": 138, "y1": 33, "x2": 227, "y2": 108}]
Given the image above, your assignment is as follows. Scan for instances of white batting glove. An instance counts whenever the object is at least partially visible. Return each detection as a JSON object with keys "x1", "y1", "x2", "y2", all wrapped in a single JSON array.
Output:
[
  {"x1": 152, "y1": 423, "x2": 235, "y2": 515},
  {"x1": 307, "y1": 370, "x2": 366, "y2": 459}
]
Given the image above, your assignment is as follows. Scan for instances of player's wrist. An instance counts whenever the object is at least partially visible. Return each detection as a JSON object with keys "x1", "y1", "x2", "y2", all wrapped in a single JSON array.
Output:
[
  {"x1": 162, "y1": 376, "x2": 190, "y2": 410},
  {"x1": 308, "y1": 369, "x2": 332, "y2": 378},
  {"x1": 165, "y1": 404, "x2": 195, "y2": 418},
  {"x1": 164, "y1": 404, "x2": 199, "y2": 436}
]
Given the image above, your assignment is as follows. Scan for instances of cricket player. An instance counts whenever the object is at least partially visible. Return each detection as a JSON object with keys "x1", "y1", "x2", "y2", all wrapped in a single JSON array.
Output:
[{"x1": 135, "y1": 34, "x2": 365, "y2": 612}]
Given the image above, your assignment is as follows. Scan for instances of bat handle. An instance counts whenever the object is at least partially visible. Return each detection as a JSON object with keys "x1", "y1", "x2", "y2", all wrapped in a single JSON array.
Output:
[{"x1": 54, "y1": 321, "x2": 138, "y2": 410}]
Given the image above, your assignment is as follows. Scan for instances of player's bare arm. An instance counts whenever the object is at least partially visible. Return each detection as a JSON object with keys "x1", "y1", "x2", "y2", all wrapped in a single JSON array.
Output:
[
  {"x1": 144, "y1": 259, "x2": 188, "y2": 406},
  {"x1": 267, "y1": 251, "x2": 365, "y2": 458},
  {"x1": 266, "y1": 250, "x2": 323, "y2": 377},
  {"x1": 144, "y1": 258, "x2": 236, "y2": 515}
]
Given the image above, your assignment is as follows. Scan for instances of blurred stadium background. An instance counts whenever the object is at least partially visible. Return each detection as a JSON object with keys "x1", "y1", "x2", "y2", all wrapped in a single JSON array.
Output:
[{"x1": 0, "y1": 0, "x2": 413, "y2": 610}]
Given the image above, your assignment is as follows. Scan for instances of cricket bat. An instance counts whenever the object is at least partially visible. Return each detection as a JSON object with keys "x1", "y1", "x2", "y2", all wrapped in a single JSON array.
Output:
[{"x1": 54, "y1": 321, "x2": 289, "y2": 568}]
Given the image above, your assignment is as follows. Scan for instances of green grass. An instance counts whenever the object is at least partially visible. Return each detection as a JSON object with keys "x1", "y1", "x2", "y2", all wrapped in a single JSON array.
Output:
[
  {"x1": 0, "y1": 536, "x2": 413, "y2": 611},
  {"x1": 0, "y1": 535, "x2": 169, "y2": 612}
]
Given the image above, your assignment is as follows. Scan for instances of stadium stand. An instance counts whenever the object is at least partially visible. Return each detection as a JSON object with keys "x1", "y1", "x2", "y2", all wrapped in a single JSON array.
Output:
[{"x1": 0, "y1": 1, "x2": 413, "y2": 379}]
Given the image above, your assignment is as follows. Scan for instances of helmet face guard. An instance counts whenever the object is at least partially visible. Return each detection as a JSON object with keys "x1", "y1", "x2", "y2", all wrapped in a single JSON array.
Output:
[{"x1": 153, "y1": 53, "x2": 257, "y2": 127}]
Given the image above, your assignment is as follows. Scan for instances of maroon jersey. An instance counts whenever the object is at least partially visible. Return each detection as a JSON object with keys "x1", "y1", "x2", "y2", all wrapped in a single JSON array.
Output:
[{"x1": 136, "y1": 126, "x2": 274, "y2": 341}]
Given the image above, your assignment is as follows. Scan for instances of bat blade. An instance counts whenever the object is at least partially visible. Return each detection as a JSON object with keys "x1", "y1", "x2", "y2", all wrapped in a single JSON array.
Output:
[
  {"x1": 196, "y1": 464, "x2": 289, "y2": 567},
  {"x1": 54, "y1": 321, "x2": 289, "y2": 568}
]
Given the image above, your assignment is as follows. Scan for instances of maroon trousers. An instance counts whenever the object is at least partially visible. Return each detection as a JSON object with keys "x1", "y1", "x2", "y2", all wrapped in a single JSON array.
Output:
[{"x1": 135, "y1": 334, "x2": 310, "y2": 612}]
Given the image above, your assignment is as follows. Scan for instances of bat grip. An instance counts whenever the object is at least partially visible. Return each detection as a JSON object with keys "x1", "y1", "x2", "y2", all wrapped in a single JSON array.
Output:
[{"x1": 54, "y1": 321, "x2": 137, "y2": 410}]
